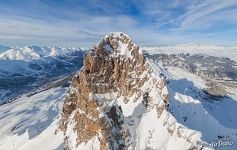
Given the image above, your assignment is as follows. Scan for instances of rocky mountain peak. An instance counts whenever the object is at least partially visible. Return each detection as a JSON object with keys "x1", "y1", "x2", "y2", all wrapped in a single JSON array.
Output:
[
  {"x1": 58, "y1": 32, "x2": 184, "y2": 150},
  {"x1": 94, "y1": 32, "x2": 142, "y2": 60}
]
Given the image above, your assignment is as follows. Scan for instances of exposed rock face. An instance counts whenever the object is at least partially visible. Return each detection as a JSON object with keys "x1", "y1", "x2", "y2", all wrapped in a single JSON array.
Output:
[{"x1": 59, "y1": 32, "x2": 207, "y2": 150}]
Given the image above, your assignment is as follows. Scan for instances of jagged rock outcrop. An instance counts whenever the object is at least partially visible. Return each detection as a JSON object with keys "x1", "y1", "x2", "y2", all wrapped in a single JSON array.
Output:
[{"x1": 59, "y1": 32, "x2": 210, "y2": 150}]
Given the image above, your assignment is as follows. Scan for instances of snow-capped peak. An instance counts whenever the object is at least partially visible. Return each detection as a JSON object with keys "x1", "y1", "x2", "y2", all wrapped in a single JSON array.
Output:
[
  {"x1": 0, "y1": 46, "x2": 85, "y2": 61},
  {"x1": 0, "y1": 47, "x2": 41, "y2": 61},
  {"x1": 96, "y1": 32, "x2": 142, "y2": 59}
]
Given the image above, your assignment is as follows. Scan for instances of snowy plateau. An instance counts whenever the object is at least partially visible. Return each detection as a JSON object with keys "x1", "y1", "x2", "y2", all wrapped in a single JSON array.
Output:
[{"x1": 0, "y1": 32, "x2": 237, "y2": 150}]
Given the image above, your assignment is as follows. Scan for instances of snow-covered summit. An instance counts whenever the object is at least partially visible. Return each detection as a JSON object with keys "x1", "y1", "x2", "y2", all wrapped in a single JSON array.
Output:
[
  {"x1": 96, "y1": 32, "x2": 142, "y2": 59},
  {"x1": 0, "y1": 47, "x2": 41, "y2": 61}
]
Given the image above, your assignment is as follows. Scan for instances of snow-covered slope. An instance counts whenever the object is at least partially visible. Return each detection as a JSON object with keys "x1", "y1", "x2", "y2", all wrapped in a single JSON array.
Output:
[
  {"x1": 164, "y1": 67, "x2": 237, "y2": 149},
  {"x1": 143, "y1": 44, "x2": 237, "y2": 62},
  {"x1": 0, "y1": 87, "x2": 66, "y2": 150}
]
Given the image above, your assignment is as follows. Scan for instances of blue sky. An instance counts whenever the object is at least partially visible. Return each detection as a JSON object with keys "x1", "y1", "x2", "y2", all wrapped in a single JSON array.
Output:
[{"x1": 0, "y1": 0, "x2": 237, "y2": 47}]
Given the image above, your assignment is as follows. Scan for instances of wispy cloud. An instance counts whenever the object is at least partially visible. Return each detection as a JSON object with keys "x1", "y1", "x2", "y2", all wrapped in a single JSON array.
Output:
[
  {"x1": 179, "y1": 1, "x2": 237, "y2": 29},
  {"x1": 0, "y1": 0, "x2": 236, "y2": 47}
]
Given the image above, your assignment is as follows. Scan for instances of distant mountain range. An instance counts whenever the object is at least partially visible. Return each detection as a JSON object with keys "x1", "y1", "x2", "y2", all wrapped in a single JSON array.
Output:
[
  {"x1": 0, "y1": 45, "x2": 86, "y2": 60},
  {"x1": 0, "y1": 46, "x2": 85, "y2": 104},
  {"x1": 142, "y1": 44, "x2": 237, "y2": 62},
  {"x1": 1, "y1": 44, "x2": 237, "y2": 61}
]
